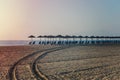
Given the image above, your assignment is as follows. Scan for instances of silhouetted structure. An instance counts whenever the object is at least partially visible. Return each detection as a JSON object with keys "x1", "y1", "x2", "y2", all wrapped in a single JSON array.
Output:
[
  {"x1": 28, "y1": 35, "x2": 120, "y2": 45},
  {"x1": 37, "y1": 35, "x2": 42, "y2": 44},
  {"x1": 28, "y1": 35, "x2": 35, "y2": 45}
]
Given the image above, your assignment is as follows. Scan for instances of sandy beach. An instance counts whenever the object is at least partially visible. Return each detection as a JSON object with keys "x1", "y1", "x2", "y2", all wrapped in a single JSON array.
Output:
[
  {"x1": 37, "y1": 45, "x2": 120, "y2": 80},
  {"x1": 0, "y1": 45, "x2": 120, "y2": 80},
  {"x1": 1, "y1": 0, "x2": 120, "y2": 80},
  {"x1": 0, "y1": 45, "x2": 39, "y2": 80},
  {"x1": 0, "y1": 45, "x2": 59, "y2": 80}
]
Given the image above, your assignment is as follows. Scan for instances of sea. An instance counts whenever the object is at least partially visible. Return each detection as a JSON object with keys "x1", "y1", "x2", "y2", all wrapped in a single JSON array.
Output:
[{"x1": 0, "y1": 40, "x2": 30, "y2": 46}]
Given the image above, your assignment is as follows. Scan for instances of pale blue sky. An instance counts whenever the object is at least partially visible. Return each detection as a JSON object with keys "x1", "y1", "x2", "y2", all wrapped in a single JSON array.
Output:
[{"x1": 0, "y1": 0, "x2": 120, "y2": 40}]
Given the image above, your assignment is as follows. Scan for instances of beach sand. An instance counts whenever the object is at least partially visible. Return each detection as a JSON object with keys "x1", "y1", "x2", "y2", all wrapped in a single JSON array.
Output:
[
  {"x1": 37, "y1": 45, "x2": 120, "y2": 80},
  {"x1": 0, "y1": 45, "x2": 120, "y2": 80},
  {"x1": 0, "y1": 45, "x2": 40, "y2": 80},
  {"x1": 0, "y1": 45, "x2": 59, "y2": 80}
]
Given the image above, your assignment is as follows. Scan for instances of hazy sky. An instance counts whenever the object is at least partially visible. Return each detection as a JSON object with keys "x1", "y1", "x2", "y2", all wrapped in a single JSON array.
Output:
[{"x1": 0, "y1": 0, "x2": 120, "y2": 40}]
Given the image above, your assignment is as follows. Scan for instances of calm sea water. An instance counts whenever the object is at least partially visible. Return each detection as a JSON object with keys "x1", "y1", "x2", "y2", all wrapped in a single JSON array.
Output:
[{"x1": 0, "y1": 40, "x2": 29, "y2": 46}]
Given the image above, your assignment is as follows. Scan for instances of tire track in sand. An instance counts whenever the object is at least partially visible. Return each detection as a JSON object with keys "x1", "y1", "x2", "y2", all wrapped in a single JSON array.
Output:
[{"x1": 8, "y1": 45, "x2": 71, "y2": 80}]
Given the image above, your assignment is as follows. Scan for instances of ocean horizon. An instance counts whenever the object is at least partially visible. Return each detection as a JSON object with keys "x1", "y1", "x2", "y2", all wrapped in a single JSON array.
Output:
[{"x1": 0, "y1": 40, "x2": 30, "y2": 46}]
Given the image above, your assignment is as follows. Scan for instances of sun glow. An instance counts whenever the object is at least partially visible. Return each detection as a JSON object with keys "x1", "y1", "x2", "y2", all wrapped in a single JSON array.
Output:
[
  {"x1": 0, "y1": 0, "x2": 120, "y2": 40},
  {"x1": 0, "y1": 1, "x2": 25, "y2": 40}
]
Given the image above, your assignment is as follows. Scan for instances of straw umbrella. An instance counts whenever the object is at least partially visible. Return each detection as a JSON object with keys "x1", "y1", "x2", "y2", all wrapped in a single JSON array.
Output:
[
  {"x1": 56, "y1": 35, "x2": 63, "y2": 41},
  {"x1": 100, "y1": 36, "x2": 105, "y2": 44},
  {"x1": 71, "y1": 35, "x2": 77, "y2": 44},
  {"x1": 28, "y1": 35, "x2": 35, "y2": 45},
  {"x1": 43, "y1": 35, "x2": 47, "y2": 44},
  {"x1": 64, "y1": 35, "x2": 71, "y2": 44},
  {"x1": 37, "y1": 35, "x2": 42, "y2": 44},
  {"x1": 48, "y1": 35, "x2": 55, "y2": 44},
  {"x1": 85, "y1": 36, "x2": 89, "y2": 44},
  {"x1": 90, "y1": 36, "x2": 95, "y2": 44},
  {"x1": 56, "y1": 35, "x2": 63, "y2": 44},
  {"x1": 28, "y1": 35, "x2": 35, "y2": 41},
  {"x1": 78, "y1": 35, "x2": 83, "y2": 44},
  {"x1": 38, "y1": 35, "x2": 42, "y2": 40},
  {"x1": 96, "y1": 36, "x2": 100, "y2": 44}
]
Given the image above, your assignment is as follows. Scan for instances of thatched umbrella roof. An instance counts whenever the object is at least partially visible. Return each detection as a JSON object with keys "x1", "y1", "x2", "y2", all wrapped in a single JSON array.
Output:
[
  {"x1": 78, "y1": 35, "x2": 83, "y2": 38},
  {"x1": 37, "y1": 35, "x2": 43, "y2": 38},
  {"x1": 56, "y1": 35, "x2": 63, "y2": 38},
  {"x1": 28, "y1": 35, "x2": 35, "y2": 38}
]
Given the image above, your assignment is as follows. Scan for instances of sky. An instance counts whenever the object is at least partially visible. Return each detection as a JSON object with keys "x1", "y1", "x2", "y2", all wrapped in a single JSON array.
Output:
[{"x1": 0, "y1": 0, "x2": 120, "y2": 40}]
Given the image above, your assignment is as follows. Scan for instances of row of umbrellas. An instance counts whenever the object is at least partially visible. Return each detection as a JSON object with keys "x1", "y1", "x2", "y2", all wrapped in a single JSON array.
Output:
[
  {"x1": 28, "y1": 35, "x2": 120, "y2": 45},
  {"x1": 28, "y1": 35, "x2": 120, "y2": 39}
]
